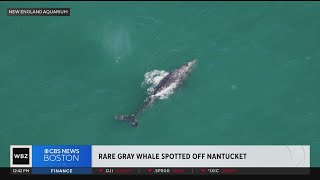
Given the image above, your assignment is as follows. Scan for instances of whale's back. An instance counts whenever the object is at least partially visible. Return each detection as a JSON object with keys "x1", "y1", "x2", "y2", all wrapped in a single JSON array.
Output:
[{"x1": 152, "y1": 71, "x2": 177, "y2": 95}]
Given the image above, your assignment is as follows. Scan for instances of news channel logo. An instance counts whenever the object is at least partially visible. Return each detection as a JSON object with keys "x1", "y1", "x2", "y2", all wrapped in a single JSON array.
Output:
[
  {"x1": 32, "y1": 145, "x2": 92, "y2": 167},
  {"x1": 10, "y1": 145, "x2": 32, "y2": 167}
]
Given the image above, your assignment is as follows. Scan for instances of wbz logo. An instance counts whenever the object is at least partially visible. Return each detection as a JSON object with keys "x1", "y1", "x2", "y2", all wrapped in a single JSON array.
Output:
[
  {"x1": 13, "y1": 148, "x2": 29, "y2": 164},
  {"x1": 10, "y1": 145, "x2": 32, "y2": 167}
]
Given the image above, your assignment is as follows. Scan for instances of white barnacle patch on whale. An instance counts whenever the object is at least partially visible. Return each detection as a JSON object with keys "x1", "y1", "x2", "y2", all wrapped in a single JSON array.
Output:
[
  {"x1": 142, "y1": 70, "x2": 179, "y2": 99},
  {"x1": 154, "y1": 81, "x2": 178, "y2": 99},
  {"x1": 141, "y1": 70, "x2": 169, "y2": 96}
]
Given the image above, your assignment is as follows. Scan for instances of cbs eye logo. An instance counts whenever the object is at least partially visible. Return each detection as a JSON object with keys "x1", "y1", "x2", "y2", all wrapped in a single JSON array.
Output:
[{"x1": 12, "y1": 148, "x2": 29, "y2": 165}]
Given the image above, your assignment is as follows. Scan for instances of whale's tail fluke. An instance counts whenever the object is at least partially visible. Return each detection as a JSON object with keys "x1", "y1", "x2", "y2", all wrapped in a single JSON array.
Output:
[{"x1": 115, "y1": 114, "x2": 138, "y2": 127}]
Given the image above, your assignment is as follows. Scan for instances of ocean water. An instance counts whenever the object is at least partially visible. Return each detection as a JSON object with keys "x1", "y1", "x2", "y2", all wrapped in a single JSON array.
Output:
[{"x1": 0, "y1": 1, "x2": 319, "y2": 167}]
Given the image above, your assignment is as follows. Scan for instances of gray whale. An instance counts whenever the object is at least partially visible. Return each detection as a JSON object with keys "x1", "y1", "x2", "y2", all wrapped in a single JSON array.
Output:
[{"x1": 115, "y1": 59, "x2": 197, "y2": 127}]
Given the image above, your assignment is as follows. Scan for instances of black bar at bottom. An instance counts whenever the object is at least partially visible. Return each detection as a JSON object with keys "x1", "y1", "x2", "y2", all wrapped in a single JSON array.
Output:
[{"x1": 1, "y1": 168, "x2": 313, "y2": 175}]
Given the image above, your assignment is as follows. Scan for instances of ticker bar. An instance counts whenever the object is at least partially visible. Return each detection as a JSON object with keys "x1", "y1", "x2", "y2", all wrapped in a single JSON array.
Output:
[
  {"x1": 1, "y1": 168, "x2": 317, "y2": 176},
  {"x1": 92, "y1": 167, "x2": 310, "y2": 175},
  {"x1": 8, "y1": 167, "x2": 311, "y2": 175}
]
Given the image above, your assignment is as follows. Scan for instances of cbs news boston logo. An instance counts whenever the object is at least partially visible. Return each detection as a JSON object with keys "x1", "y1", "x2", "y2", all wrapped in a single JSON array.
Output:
[{"x1": 10, "y1": 145, "x2": 32, "y2": 167}]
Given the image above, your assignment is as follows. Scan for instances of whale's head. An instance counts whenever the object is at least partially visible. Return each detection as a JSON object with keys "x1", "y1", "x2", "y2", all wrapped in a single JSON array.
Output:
[{"x1": 180, "y1": 59, "x2": 197, "y2": 74}]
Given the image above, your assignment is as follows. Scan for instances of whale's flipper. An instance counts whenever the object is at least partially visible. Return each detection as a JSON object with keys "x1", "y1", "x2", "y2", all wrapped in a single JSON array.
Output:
[{"x1": 115, "y1": 114, "x2": 138, "y2": 127}]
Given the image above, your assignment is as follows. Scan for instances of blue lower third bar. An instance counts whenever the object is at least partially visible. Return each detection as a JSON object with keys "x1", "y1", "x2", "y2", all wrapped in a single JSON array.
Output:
[{"x1": 32, "y1": 168, "x2": 92, "y2": 174}]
